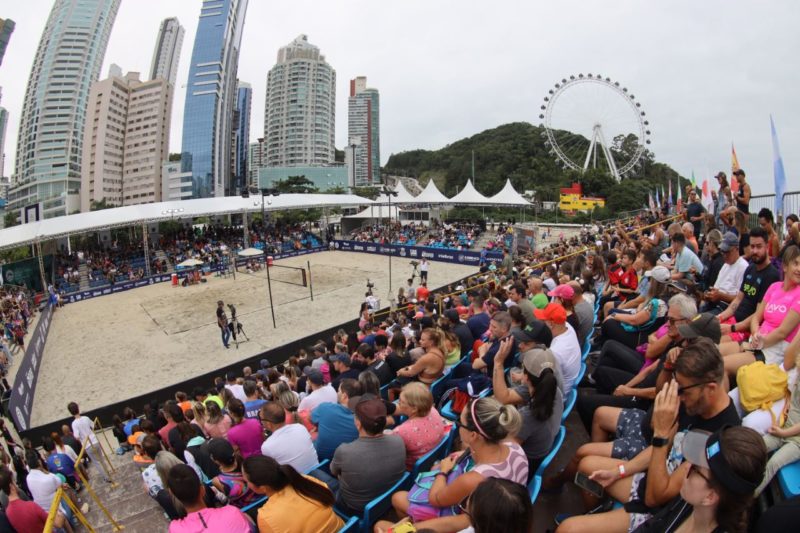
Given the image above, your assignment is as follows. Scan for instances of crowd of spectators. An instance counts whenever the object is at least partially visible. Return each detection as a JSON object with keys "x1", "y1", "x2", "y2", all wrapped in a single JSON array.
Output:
[{"x1": 350, "y1": 221, "x2": 482, "y2": 249}]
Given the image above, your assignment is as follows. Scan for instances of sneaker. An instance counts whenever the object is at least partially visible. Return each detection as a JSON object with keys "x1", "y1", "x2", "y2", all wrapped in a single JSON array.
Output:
[{"x1": 80, "y1": 503, "x2": 90, "y2": 514}]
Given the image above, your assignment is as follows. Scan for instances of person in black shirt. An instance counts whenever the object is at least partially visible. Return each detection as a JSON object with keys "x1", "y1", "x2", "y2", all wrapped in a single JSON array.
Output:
[
  {"x1": 718, "y1": 227, "x2": 780, "y2": 339},
  {"x1": 358, "y1": 344, "x2": 393, "y2": 386},
  {"x1": 700, "y1": 230, "x2": 724, "y2": 291},
  {"x1": 384, "y1": 331, "x2": 412, "y2": 374},
  {"x1": 330, "y1": 354, "x2": 361, "y2": 391},
  {"x1": 685, "y1": 190, "x2": 706, "y2": 240},
  {"x1": 441, "y1": 308, "x2": 474, "y2": 355}
]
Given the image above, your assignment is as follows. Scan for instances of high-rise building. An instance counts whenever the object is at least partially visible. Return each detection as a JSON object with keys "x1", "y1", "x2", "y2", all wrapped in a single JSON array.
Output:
[
  {"x1": 80, "y1": 67, "x2": 172, "y2": 211},
  {"x1": 248, "y1": 138, "x2": 265, "y2": 187},
  {"x1": 348, "y1": 77, "x2": 381, "y2": 186},
  {"x1": 0, "y1": 89, "x2": 8, "y2": 179},
  {"x1": 162, "y1": 161, "x2": 193, "y2": 201},
  {"x1": 10, "y1": 0, "x2": 120, "y2": 221},
  {"x1": 181, "y1": 0, "x2": 248, "y2": 198},
  {"x1": 264, "y1": 35, "x2": 336, "y2": 167},
  {"x1": 232, "y1": 81, "x2": 252, "y2": 193},
  {"x1": 0, "y1": 18, "x2": 14, "y2": 67},
  {"x1": 149, "y1": 17, "x2": 184, "y2": 87}
]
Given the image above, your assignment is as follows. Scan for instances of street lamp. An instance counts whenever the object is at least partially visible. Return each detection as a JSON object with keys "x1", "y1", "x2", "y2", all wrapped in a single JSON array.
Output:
[{"x1": 380, "y1": 186, "x2": 399, "y2": 297}]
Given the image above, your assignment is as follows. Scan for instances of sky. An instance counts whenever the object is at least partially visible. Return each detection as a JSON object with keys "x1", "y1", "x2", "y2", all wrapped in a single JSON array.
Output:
[{"x1": 0, "y1": 0, "x2": 798, "y2": 196}]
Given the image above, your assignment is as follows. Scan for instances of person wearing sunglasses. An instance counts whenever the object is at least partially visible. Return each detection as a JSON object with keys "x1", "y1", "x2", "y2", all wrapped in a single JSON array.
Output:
[{"x1": 562, "y1": 338, "x2": 740, "y2": 532}]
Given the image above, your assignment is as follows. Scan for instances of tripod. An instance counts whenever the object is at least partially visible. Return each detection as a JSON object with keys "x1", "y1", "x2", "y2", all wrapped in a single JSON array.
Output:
[{"x1": 228, "y1": 308, "x2": 249, "y2": 348}]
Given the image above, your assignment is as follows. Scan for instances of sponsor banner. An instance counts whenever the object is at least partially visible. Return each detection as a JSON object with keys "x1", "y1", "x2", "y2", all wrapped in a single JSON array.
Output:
[
  {"x1": 9, "y1": 305, "x2": 53, "y2": 431},
  {"x1": 332, "y1": 241, "x2": 502, "y2": 266}
]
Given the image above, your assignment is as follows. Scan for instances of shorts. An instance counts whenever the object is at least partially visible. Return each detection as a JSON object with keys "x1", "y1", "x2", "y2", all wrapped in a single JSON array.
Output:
[
  {"x1": 627, "y1": 473, "x2": 652, "y2": 531},
  {"x1": 611, "y1": 408, "x2": 648, "y2": 460},
  {"x1": 721, "y1": 316, "x2": 749, "y2": 344},
  {"x1": 762, "y1": 340, "x2": 790, "y2": 366}
]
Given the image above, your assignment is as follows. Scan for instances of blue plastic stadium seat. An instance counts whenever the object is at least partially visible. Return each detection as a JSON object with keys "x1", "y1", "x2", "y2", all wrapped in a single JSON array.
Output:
[
  {"x1": 527, "y1": 474, "x2": 542, "y2": 503},
  {"x1": 575, "y1": 362, "x2": 587, "y2": 387},
  {"x1": 240, "y1": 495, "x2": 268, "y2": 513},
  {"x1": 562, "y1": 389, "x2": 577, "y2": 423},
  {"x1": 535, "y1": 426, "x2": 566, "y2": 478},
  {"x1": 778, "y1": 459, "x2": 800, "y2": 498},
  {"x1": 338, "y1": 516, "x2": 359, "y2": 533},
  {"x1": 305, "y1": 459, "x2": 330, "y2": 475},
  {"x1": 335, "y1": 472, "x2": 411, "y2": 533}
]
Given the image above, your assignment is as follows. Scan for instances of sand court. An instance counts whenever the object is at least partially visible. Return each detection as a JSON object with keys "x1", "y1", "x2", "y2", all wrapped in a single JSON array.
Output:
[{"x1": 30, "y1": 251, "x2": 477, "y2": 427}]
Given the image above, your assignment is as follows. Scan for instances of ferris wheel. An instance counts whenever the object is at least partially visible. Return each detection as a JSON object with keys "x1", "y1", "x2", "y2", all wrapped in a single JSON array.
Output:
[{"x1": 539, "y1": 74, "x2": 651, "y2": 181}]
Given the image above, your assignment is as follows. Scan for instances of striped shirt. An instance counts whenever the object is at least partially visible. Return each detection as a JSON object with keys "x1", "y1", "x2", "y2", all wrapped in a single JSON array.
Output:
[{"x1": 472, "y1": 441, "x2": 528, "y2": 485}]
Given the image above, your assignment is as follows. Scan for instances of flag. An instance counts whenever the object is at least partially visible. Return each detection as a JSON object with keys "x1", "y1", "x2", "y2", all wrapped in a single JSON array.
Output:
[
  {"x1": 691, "y1": 171, "x2": 697, "y2": 190},
  {"x1": 731, "y1": 143, "x2": 740, "y2": 193},
  {"x1": 676, "y1": 178, "x2": 683, "y2": 212},
  {"x1": 648, "y1": 192, "x2": 656, "y2": 213},
  {"x1": 771, "y1": 115, "x2": 787, "y2": 217},
  {"x1": 702, "y1": 177, "x2": 714, "y2": 214},
  {"x1": 655, "y1": 187, "x2": 660, "y2": 208},
  {"x1": 667, "y1": 180, "x2": 672, "y2": 208}
]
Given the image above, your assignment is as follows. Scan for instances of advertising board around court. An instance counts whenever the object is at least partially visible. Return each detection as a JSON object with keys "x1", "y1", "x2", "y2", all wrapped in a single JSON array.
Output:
[
  {"x1": 8, "y1": 304, "x2": 53, "y2": 431},
  {"x1": 333, "y1": 240, "x2": 503, "y2": 266}
]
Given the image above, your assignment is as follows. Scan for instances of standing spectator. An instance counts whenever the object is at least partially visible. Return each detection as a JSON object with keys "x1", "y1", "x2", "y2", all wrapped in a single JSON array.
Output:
[
  {"x1": 330, "y1": 399, "x2": 406, "y2": 515},
  {"x1": 0, "y1": 466, "x2": 71, "y2": 533},
  {"x1": 166, "y1": 464, "x2": 254, "y2": 532},
  {"x1": 685, "y1": 190, "x2": 707, "y2": 240},
  {"x1": 216, "y1": 300, "x2": 231, "y2": 349},
  {"x1": 67, "y1": 401, "x2": 110, "y2": 482},
  {"x1": 733, "y1": 168, "x2": 751, "y2": 213}
]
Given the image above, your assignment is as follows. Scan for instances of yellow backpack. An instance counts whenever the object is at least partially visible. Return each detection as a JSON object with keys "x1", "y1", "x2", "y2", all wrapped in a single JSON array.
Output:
[{"x1": 736, "y1": 361, "x2": 789, "y2": 423}]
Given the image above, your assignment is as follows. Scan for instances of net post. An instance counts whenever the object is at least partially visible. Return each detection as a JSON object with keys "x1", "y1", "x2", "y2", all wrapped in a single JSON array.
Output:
[
  {"x1": 307, "y1": 260, "x2": 314, "y2": 301},
  {"x1": 266, "y1": 263, "x2": 277, "y2": 328}
]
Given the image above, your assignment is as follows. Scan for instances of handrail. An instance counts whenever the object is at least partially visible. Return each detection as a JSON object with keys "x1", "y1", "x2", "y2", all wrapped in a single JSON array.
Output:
[
  {"x1": 73, "y1": 438, "x2": 124, "y2": 531},
  {"x1": 93, "y1": 416, "x2": 118, "y2": 475},
  {"x1": 624, "y1": 213, "x2": 683, "y2": 236},
  {"x1": 43, "y1": 487, "x2": 96, "y2": 532}
]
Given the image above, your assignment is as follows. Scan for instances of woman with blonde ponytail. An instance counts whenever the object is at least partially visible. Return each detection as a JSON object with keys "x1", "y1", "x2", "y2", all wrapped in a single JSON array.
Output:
[{"x1": 379, "y1": 397, "x2": 529, "y2": 532}]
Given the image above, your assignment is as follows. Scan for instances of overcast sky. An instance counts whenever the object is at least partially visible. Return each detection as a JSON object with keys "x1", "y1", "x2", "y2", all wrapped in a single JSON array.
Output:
[{"x1": 1, "y1": 0, "x2": 797, "y2": 195}]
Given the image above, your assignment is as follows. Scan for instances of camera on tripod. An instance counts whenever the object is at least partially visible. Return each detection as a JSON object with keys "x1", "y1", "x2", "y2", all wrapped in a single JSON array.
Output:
[
  {"x1": 227, "y1": 303, "x2": 237, "y2": 319},
  {"x1": 409, "y1": 260, "x2": 419, "y2": 267}
]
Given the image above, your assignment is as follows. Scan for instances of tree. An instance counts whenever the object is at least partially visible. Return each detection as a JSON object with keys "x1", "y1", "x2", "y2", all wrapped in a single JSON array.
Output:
[
  {"x1": 90, "y1": 199, "x2": 113, "y2": 211},
  {"x1": 169, "y1": 153, "x2": 182, "y2": 162},
  {"x1": 3, "y1": 211, "x2": 20, "y2": 228},
  {"x1": 273, "y1": 175, "x2": 317, "y2": 194}
]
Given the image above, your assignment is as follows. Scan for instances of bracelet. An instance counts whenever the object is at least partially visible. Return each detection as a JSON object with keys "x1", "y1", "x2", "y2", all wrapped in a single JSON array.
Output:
[
  {"x1": 436, "y1": 471, "x2": 449, "y2": 478},
  {"x1": 732, "y1": 322, "x2": 737, "y2": 332},
  {"x1": 618, "y1": 464, "x2": 626, "y2": 478},
  {"x1": 663, "y1": 362, "x2": 674, "y2": 371}
]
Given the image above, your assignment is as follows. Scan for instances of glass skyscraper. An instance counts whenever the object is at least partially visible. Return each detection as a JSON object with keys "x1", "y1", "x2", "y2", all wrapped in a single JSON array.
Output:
[
  {"x1": 348, "y1": 77, "x2": 381, "y2": 186},
  {"x1": 233, "y1": 81, "x2": 252, "y2": 193},
  {"x1": 181, "y1": 0, "x2": 248, "y2": 198},
  {"x1": 0, "y1": 18, "x2": 14, "y2": 67},
  {"x1": 10, "y1": 0, "x2": 119, "y2": 220}
]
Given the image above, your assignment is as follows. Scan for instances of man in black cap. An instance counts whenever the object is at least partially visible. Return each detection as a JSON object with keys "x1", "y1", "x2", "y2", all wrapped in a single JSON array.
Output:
[
  {"x1": 330, "y1": 354, "x2": 360, "y2": 391},
  {"x1": 443, "y1": 308, "x2": 473, "y2": 355}
]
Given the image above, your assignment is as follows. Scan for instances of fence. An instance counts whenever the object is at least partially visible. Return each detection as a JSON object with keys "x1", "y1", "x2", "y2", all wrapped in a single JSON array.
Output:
[{"x1": 750, "y1": 191, "x2": 800, "y2": 229}]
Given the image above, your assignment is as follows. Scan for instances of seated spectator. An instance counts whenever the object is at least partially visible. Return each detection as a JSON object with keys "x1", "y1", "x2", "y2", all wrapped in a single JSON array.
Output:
[
  {"x1": 359, "y1": 343, "x2": 394, "y2": 386},
  {"x1": 208, "y1": 438, "x2": 258, "y2": 509},
  {"x1": 311, "y1": 379, "x2": 361, "y2": 461},
  {"x1": 386, "y1": 397, "x2": 527, "y2": 532},
  {"x1": 225, "y1": 398, "x2": 265, "y2": 459},
  {"x1": 611, "y1": 426, "x2": 766, "y2": 533},
  {"x1": 298, "y1": 368, "x2": 338, "y2": 412},
  {"x1": 702, "y1": 232, "x2": 748, "y2": 314},
  {"x1": 203, "y1": 401, "x2": 233, "y2": 440},
  {"x1": 536, "y1": 303, "x2": 581, "y2": 398},
  {"x1": 140, "y1": 435, "x2": 181, "y2": 519},
  {"x1": 460, "y1": 478, "x2": 533, "y2": 533},
  {"x1": 385, "y1": 331, "x2": 414, "y2": 374},
  {"x1": 470, "y1": 311, "x2": 518, "y2": 373},
  {"x1": 396, "y1": 328, "x2": 447, "y2": 385},
  {"x1": 392, "y1": 382, "x2": 449, "y2": 470},
  {"x1": 242, "y1": 455, "x2": 343, "y2": 533},
  {"x1": 671, "y1": 233, "x2": 704, "y2": 281},
  {"x1": 260, "y1": 402, "x2": 319, "y2": 474},
  {"x1": 330, "y1": 398, "x2": 406, "y2": 515},
  {"x1": 243, "y1": 381, "x2": 266, "y2": 420},
  {"x1": 0, "y1": 466, "x2": 71, "y2": 533},
  {"x1": 166, "y1": 463, "x2": 254, "y2": 532},
  {"x1": 330, "y1": 354, "x2": 360, "y2": 391},
  {"x1": 443, "y1": 308, "x2": 474, "y2": 356},
  {"x1": 600, "y1": 266, "x2": 669, "y2": 350}
]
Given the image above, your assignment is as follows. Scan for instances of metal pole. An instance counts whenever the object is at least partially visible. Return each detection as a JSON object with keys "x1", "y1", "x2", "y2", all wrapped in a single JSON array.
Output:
[
  {"x1": 142, "y1": 223, "x2": 151, "y2": 278},
  {"x1": 388, "y1": 194, "x2": 392, "y2": 295},
  {"x1": 266, "y1": 262, "x2": 277, "y2": 328},
  {"x1": 307, "y1": 260, "x2": 314, "y2": 301}
]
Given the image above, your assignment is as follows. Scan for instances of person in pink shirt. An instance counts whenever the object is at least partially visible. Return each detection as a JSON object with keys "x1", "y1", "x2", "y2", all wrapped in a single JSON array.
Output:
[
  {"x1": 203, "y1": 401, "x2": 232, "y2": 439},
  {"x1": 392, "y1": 383, "x2": 450, "y2": 470},
  {"x1": 225, "y1": 398, "x2": 265, "y2": 458},
  {"x1": 166, "y1": 464, "x2": 254, "y2": 533},
  {"x1": 723, "y1": 245, "x2": 800, "y2": 377}
]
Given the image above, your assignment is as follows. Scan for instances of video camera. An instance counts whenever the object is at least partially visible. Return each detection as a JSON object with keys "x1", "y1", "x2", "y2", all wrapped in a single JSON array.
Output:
[
  {"x1": 227, "y1": 303, "x2": 237, "y2": 319},
  {"x1": 409, "y1": 260, "x2": 419, "y2": 267}
]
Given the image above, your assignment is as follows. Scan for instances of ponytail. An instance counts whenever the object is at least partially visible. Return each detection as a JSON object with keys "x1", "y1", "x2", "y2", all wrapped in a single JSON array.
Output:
[
  {"x1": 527, "y1": 368, "x2": 557, "y2": 422},
  {"x1": 243, "y1": 456, "x2": 334, "y2": 508}
]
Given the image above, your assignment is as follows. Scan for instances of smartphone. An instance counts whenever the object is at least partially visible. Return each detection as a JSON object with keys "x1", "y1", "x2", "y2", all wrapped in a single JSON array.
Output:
[{"x1": 574, "y1": 471, "x2": 605, "y2": 498}]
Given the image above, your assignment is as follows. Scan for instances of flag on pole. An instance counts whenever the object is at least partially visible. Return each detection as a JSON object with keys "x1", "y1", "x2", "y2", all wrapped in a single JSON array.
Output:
[
  {"x1": 702, "y1": 177, "x2": 714, "y2": 214},
  {"x1": 771, "y1": 115, "x2": 787, "y2": 217},
  {"x1": 731, "y1": 143, "x2": 741, "y2": 193},
  {"x1": 655, "y1": 187, "x2": 660, "y2": 208},
  {"x1": 691, "y1": 171, "x2": 697, "y2": 190},
  {"x1": 648, "y1": 192, "x2": 656, "y2": 214},
  {"x1": 676, "y1": 178, "x2": 683, "y2": 212},
  {"x1": 667, "y1": 181, "x2": 672, "y2": 209}
]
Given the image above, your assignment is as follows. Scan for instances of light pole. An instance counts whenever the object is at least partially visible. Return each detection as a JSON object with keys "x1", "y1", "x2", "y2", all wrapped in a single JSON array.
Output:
[{"x1": 381, "y1": 186, "x2": 399, "y2": 298}]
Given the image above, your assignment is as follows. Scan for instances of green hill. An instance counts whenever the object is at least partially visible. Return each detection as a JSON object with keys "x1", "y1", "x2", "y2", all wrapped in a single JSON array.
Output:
[{"x1": 384, "y1": 122, "x2": 686, "y2": 214}]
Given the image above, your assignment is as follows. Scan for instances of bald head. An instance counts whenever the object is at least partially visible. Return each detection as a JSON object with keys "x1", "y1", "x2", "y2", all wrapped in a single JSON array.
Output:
[
  {"x1": 527, "y1": 277, "x2": 543, "y2": 295},
  {"x1": 567, "y1": 280, "x2": 582, "y2": 300}
]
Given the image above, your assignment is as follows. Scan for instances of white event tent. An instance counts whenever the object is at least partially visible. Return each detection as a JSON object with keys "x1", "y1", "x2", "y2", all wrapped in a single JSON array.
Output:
[
  {"x1": 486, "y1": 179, "x2": 531, "y2": 206},
  {"x1": 0, "y1": 193, "x2": 374, "y2": 251}
]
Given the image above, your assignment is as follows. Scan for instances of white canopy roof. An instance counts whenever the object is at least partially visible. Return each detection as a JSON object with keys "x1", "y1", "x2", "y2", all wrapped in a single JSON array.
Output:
[
  {"x1": 0, "y1": 193, "x2": 374, "y2": 251},
  {"x1": 374, "y1": 181, "x2": 419, "y2": 205},
  {"x1": 447, "y1": 179, "x2": 491, "y2": 205},
  {"x1": 412, "y1": 180, "x2": 450, "y2": 204},
  {"x1": 345, "y1": 205, "x2": 402, "y2": 219},
  {"x1": 486, "y1": 179, "x2": 531, "y2": 206}
]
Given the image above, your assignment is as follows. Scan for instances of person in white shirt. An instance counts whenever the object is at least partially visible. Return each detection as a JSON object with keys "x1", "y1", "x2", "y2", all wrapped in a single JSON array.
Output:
[
  {"x1": 705, "y1": 231, "x2": 749, "y2": 314},
  {"x1": 25, "y1": 449, "x2": 88, "y2": 518},
  {"x1": 534, "y1": 303, "x2": 581, "y2": 398},
  {"x1": 68, "y1": 401, "x2": 110, "y2": 482},
  {"x1": 259, "y1": 403, "x2": 319, "y2": 474},
  {"x1": 298, "y1": 368, "x2": 338, "y2": 412},
  {"x1": 419, "y1": 259, "x2": 429, "y2": 283},
  {"x1": 224, "y1": 372, "x2": 247, "y2": 403}
]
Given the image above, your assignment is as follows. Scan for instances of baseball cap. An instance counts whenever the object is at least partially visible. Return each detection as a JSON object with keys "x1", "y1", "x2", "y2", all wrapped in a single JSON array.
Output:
[
  {"x1": 444, "y1": 309, "x2": 460, "y2": 324},
  {"x1": 714, "y1": 171, "x2": 726, "y2": 179},
  {"x1": 531, "y1": 293, "x2": 549, "y2": 309},
  {"x1": 225, "y1": 371, "x2": 237, "y2": 381},
  {"x1": 681, "y1": 427, "x2": 760, "y2": 495},
  {"x1": 732, "y1": 168, "x2": 745, "y2": 176},
  {"x1": 644, "y1": 265, "x2": 670, "y2": 284},
  {"x1": 354, "y1": 398, "x2": 387, "y2": 433},
  {"x1": 718, "y1": 231, "x2": 740, "y2": 252},
  {"x1": 331, "y1": 353, "x2": 351, "y2": 366},
  {"x1": 312, "y1": 343, "x2": 327, "y2": 354},
  {"x1": 302, "y1": 367, "x2": 324, "y2": 385},
  {"x1": 207, "y1": 438, "x2": 235, "y2": 464},
  {"x1": 548, "y1": 284, "x2": 575, "y2": 300},
  {"x1": 259, "y1": 358, "x2": 270, "y2": 369},
  {"x1": 534, "y1": 303, "x2": 567, "y2": 324},
  {"x1": 511, "y1": 320, "x2": 553, "y2": 347},
  {"x1": 521, "y1": 348, "x2": 558, "y2": 378},
  {"x1": 677, "y1": 313, "x2": 721, "y2": 344}
]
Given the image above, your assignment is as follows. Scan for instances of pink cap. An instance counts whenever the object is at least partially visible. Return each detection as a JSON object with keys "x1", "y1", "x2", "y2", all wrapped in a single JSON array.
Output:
[{"x1": 547, "y1": 284, "x2": 575, "y2": 300}]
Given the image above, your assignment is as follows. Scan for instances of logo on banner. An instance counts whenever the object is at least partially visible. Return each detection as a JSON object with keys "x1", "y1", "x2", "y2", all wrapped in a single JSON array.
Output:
[{"x1": 400, "y1": 248, "x2": 407, "y2": 257}]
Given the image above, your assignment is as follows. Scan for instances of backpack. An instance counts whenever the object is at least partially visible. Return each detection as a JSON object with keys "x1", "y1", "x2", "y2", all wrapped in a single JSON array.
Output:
[
  {"x1": 407, "y1": 450, "x2": 474, "y2": 517},
  {"x1": 736, "y1": 361, "x2": 789, "y2": 423},
  {"x1": 437, "y1": 374, "x2": 491, "y2": 416}
]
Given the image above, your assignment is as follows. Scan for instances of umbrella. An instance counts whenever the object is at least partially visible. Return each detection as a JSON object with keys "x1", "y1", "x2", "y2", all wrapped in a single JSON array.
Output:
[
  {"x1": 176, "y1": 258, "x2": 204, "y2": 268},
  {"x1": 237, "y1": 247, "x2": 265, "y2": 257}
]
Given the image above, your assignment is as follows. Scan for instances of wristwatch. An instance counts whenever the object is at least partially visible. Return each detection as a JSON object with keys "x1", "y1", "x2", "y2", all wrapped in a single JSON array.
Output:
[{"x1": 652, "y1": 436, "x2": 670, "y2": 448}]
